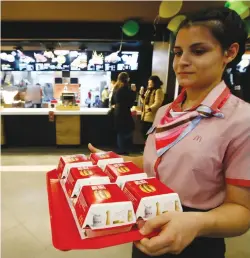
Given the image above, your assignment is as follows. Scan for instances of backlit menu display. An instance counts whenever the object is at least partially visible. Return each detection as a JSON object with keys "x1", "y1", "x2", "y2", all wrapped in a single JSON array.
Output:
[
  {"x1": 87, "y1": 51, "x2": 105, "y2": 71},
  {"x1": 1, "y1": 50, "x2": 140, "y2": 72},
  {"x1": 0, "y1": 50, "x2": 70, "y2": 71},
  {"x1": 70, "y1": 51, "x2": 88, "y2": 71},
  {"x1": 34, "y1": 50, "x2": 70, "y2": 71},
  {"x1": 104, "y1": 51, "x2": 139, "y2": 71}
]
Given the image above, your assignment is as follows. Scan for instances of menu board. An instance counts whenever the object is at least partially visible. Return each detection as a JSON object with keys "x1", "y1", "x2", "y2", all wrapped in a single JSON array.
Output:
[
  {"x1": 0, "y1": 50, "x2": 139, "y2": 72},
  {"x1": 87, "y1": 51, "x2": 105, "y2": 71},
  {"x1": 69, "y1": 51, "x2": 88, "y2": 71},
  {"x1": 104, "y1": 51, "x2": 139, "y2": 71},
  {"x1": 34, "y1": 50, "x2": 70, "y2": 71},
  {"x1": 0, "y1": 51, "x2": 28, "y2": 71},
  {"x1": 18, "y1": 50, "x2": 36, "y2": 71},
  {"x1": 0, "y1": 50, "x2": 70, "y2": 71}
]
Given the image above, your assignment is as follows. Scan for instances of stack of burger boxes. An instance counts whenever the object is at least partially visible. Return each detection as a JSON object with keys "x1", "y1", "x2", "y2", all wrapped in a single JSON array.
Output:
[
  {"x1": 123, "y1": 178, "x2": 182, "y2": 221},
  {"x1": 90, "y1": 151, "x2": 124, "y2": 169},
  {"x1": 57, "y1": 154, "x2": 93, "y2": 180},
  {"x1": 57, "y1": 151, "x2": 182, "y2": 240},
  {"x1": 104, "y1": 161, "x2": 148, "y2": 188},
  {"x1": 64, "y1": 165, "x2": 111, "y2": 205}
]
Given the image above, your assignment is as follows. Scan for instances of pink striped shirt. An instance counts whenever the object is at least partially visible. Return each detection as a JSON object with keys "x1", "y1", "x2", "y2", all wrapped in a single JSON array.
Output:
[{"x1": 143, "y1": 81, "x2": 250, "y2": 209}]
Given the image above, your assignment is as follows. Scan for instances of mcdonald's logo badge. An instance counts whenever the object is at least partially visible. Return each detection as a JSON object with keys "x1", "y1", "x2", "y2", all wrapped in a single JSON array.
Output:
[{"x1": 193, "y1": 135, "x2": 202, "y2": 142}]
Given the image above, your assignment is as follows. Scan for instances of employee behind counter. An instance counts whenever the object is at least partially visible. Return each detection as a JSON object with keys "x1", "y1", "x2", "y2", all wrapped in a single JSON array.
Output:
[
  {"x1": 11, "y1": 83, "x2": 42, "y2": 108},
  {"x1": 10, "y1": 83, "x2": 55, "y2": 108}
]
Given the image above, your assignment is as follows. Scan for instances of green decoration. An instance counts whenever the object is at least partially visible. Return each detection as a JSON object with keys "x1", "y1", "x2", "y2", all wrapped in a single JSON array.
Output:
[{"x1": 122, "y1": 20, "x2": 139, "y2": 37}]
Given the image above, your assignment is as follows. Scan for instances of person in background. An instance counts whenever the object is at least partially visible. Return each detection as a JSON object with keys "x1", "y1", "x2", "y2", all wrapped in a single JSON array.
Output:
[
  {"x1": 139, "y1": 75, "x2": 164, "y2": 138},
  {"x1": 86, "y1": 89, "x2": 92, "y2": 108},
  {"x1": 93, "y1": 95, "x2": 102, "y2": 108},
  {"x1": 89, "y1": 7, "x2": 250, "y2": 258},
  {"x1": 109, "y1": 79, "x2": 116, "y2": 108},
  {"x1": 14, "y1": 88, "x2": 27, "y2": 102},
  {"x1": 42, "y1": 83, "x2": 54, "y2": 102},
  {"x1": 101, "y1": 86, "x2": 109, "y2": 108},
  {"x1": 26, "y1": 83, "x2": 43, "y2": 108},
  {"x1": 111, "y1": 72, "x2": 136, "y2": 154}
]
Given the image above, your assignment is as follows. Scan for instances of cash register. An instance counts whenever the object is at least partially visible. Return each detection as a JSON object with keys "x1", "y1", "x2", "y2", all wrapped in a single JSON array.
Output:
[{"x1": 56, "y1": 92, "x2": 80, "y2": 110}]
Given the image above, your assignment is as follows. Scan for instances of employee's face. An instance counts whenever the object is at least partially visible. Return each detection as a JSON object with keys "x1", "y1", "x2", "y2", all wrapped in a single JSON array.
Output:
[{"x1": 173, "y1": 26, "x2": 228, "y2": 89}]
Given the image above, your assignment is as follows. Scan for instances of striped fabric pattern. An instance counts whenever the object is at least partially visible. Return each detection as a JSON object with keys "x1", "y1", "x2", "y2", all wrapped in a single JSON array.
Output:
[{"x1": 151, "y1": 85, "x2": 231, "y2": 158}]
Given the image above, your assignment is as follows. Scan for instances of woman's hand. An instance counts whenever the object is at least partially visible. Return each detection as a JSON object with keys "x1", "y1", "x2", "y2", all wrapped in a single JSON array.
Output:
[
  {"x1": 135, "y1": 211, "x2": 203, "y2": 256},
  {"x1": 88, "y1": 143, "x2": 103, "y2": 153},
  {"x1": 131, "y1": 84, "x2": 137, "y2": 92}
]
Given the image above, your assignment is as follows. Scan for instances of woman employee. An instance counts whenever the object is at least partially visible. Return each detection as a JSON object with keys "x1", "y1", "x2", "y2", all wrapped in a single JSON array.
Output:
[{"x1": 89, "y1": 7, "x2": 250, "y2": 258}]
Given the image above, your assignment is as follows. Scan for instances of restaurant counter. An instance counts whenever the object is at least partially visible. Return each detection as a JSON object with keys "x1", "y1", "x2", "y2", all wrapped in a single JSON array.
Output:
[
  {"x1": 1, "y1": 108, "x2": 110, "y2": 116},
  {"x1": 1, "y1": 108, "x2": 144, "y2": 147}
]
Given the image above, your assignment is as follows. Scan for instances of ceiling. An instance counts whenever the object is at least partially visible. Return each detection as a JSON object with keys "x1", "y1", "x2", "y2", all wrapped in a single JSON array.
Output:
[
  {"x1": 2, "y1": 1, "x2": 226, "y2": 22},
  {"x1": 2, "y1": 1, "x2": 249, "y2": 47}
]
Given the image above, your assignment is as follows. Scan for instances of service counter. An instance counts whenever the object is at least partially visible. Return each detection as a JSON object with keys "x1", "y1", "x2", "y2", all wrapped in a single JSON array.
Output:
[{"x1": 1, "y1": 108, "x2": 144, "y2": 147}]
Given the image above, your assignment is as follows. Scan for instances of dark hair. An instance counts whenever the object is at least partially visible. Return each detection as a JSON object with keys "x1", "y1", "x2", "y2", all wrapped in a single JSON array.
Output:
[
  {"x1": 114, "y1": 72, "x2": 130, "y2": 90},
  {"x1": 149, "y1": 75, "x2": 163, "y2": 89},
  {"x1": 177, "y1": 7, "x2": 248, "y2": 69},
  {"x1": 117, "y1": 72, "x2": 129, "y2": 83}
]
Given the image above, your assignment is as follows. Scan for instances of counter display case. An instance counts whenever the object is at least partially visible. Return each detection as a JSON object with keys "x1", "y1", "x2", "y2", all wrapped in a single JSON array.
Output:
[{"x1": 1, "y1": 108, "x2": 144, "y2": 147}]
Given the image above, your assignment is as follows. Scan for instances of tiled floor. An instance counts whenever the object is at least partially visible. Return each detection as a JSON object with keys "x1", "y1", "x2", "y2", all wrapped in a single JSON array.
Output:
[{"x1": 1, "y1": 147, "x2": 250, "y2": 258}]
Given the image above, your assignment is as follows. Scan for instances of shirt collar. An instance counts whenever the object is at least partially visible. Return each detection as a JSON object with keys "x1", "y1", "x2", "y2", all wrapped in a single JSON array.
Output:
[{"x1": 171, "y1": 81, "x2": 229, "y2": 113}]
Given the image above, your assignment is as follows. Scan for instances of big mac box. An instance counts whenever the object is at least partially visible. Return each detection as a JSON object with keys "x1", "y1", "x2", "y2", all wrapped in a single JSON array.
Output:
[
  {"x1": 104, "y1": 162, "x2": 148, "y2": 188},
  {"x1": 57, "y1": 154, "x2": 92, "y2": 179},
  {"x1": 90, "y1": 151, "x2": 124, "y2": 170},
  {"x1": 74, "y1": 183, "x2": 136, "y2": 239},
  {"x1": 65, "y1": 165, "x2": 110, "y2": 199},
  {"x1": 123, "y1": 178, "x2": 182, "y2": 221}
]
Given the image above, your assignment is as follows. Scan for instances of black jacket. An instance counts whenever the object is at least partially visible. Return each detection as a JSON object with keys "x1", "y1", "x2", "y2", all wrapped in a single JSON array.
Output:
[{"x1": 111, "y1": 85, "x2": 136, "y2": 133}]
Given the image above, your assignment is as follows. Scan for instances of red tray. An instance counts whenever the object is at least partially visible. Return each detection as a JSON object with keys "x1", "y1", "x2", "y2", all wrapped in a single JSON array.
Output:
[{"x1": 46, "y1": 169, "x2": 157, "y2": 250}]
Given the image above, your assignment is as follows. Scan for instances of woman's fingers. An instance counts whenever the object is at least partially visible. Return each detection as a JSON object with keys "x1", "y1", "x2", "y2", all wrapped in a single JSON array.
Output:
[
  {"x1": 88, "y1": 143, "x2": 103, "y2": 153},
  {"x1": 140, "y1": 228, "x2": 175, "y2": 253},
  {"x1": 140, "y1": 213, "x2": 172, "y2": 235}
]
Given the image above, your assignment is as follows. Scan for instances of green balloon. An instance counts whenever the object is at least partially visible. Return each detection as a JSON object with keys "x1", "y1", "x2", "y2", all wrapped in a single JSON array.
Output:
[
  {"x1": 122, "y1": 20, "x2": 139, "y2": 37},
  {"x1": 225, "y1": 1, "x2": 248, "y2": 15}
]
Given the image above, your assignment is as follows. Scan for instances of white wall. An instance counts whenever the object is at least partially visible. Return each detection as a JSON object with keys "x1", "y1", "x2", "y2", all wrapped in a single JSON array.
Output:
[
  {"x1": 151, "y1": 42, "x2": 171, "y2": 93},
  {"x1": 31, "y1": 71, "x2": 55, "y2": 85},
  {"x1": 70, "y1": 71, "x2": 111, "y2": 107},
  {"x1": 2, "y1": 71, "x2": 62, "y2": 85},
  {"x1": 1, "y1": 70, "x2": 111, "y2": 106}
]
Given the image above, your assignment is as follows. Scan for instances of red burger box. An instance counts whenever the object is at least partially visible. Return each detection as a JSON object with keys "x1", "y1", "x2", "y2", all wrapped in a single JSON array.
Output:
[
  {"x1": 90, "y1": 151, "x2": 124, "y2": 170},
  {"x1": 64, "y1": 165, "x2": 110, "y2": 199},
  {"x1": 104, "y1": 162, "x2": 148, "y2": 188},
  {"x1": 57, "y1": 154, "x2": 92, "y2": 179},
  {"x1": 74, "y1": 184, "x2": 136, "y2": 239},
  {"x1": 123, "y1": 178, "x2": 182, "y2": 220}
]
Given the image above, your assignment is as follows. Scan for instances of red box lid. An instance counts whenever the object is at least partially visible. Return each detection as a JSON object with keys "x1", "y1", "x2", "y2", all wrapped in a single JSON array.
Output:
[
  {"x1": 70, "y1": 166, "x2": 107, "y2": 179},
  {"x1": 105, "y1": 162, "x2": 143, "y2": 179},
  {"x1": 82, "y1": 184, "x2": 130, "y2": 205},
  {"x1": 124, "y1": 178, "x2": 174, "y2": 199},
  {"x1": 90, "y1": 152, "x2": 120, "y2": 164},
  {"x1": 63, "y1": 154, "x2": 91, "y2": 164}
]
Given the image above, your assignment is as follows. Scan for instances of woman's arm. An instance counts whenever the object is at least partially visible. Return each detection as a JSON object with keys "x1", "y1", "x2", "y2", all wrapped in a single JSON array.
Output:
[
  {"x1": 149, "y1": 89, "x2": 164, "y2": 112},
  {"x1": 136, "y1": 185, "x2": 250, "y2": 256},
  {"x1": 139, "y1": 94, "x2": 145, "y2": 105},
  {"x1": 197, "y1": 184, "x2": 250, "y2": 237},
  {"x1": 110, "y1": 90, "x2": 116, "y2": 106}
]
